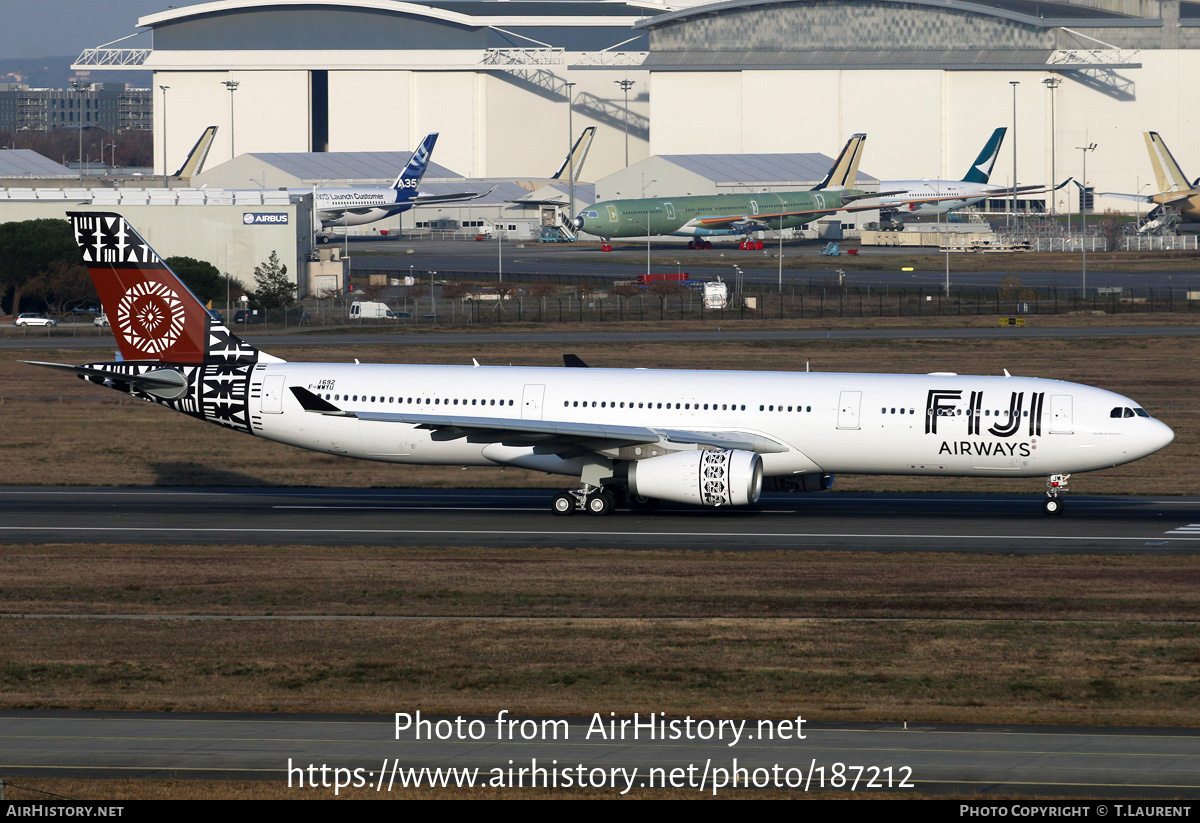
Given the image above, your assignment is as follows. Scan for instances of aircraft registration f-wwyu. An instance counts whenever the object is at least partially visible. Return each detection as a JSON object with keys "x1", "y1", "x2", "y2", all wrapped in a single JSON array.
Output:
[
  {"x1": 31, "y1": 212, "x2": 1173, "y2": 516},
  {"x1": 572, "y1": 133, "x2": 886, "y2": 249}
]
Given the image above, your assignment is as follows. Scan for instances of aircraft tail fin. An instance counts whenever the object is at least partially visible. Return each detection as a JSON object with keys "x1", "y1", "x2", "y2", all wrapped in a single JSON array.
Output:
[
  {"x1": 552, "y1": 127, "x2": 597, "y2": 183},
  {"x1": 392, "y1": 133, "x2": 439, "y2": 190},
  {"x1": 67, "y1": 211, "x2": 267, "y2": 366},
  {"x1": 1145, "y1": 132, "x2": 1191, "y2": 194},
  {"x1": 815, "y1": 133, "x2": 867, "y2": 191},
  {"x1": 961, "y1": 127, "x2": 1006, "y2": 184},
  {"x1": 173, "y1": 126, "x2": 218, "y2": 180}
]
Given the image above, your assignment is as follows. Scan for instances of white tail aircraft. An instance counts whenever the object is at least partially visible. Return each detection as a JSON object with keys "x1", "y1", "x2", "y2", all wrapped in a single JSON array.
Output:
[
  {"x1": 30, "y1": 212, "x2": 1173, "y2": 516},
  {"x1": 306, "y1": 133, "x2": 490, "y2": 242}
]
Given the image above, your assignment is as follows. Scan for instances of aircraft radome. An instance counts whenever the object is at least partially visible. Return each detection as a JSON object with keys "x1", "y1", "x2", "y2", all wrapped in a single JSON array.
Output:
[{"x1": 25, "y1": 212, "x2": 1175, "y2": 516}]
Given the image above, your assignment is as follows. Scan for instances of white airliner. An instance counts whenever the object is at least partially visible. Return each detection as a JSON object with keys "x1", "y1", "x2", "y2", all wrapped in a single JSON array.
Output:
[
  {"x1": 305, "y1": 133, "x2": 490, "y2": 241},
  {"x1": 31, "y1": 212, "x2": 1174, "y2": 516},
  {"x1": 879, "y1": 128, "x2": 1069, "y2": 218}
]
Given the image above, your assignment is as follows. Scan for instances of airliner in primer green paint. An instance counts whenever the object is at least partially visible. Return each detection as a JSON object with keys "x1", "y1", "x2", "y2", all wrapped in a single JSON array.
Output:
[{"x1": 573, "y1": 134, "x2": 885, "y2": 246}]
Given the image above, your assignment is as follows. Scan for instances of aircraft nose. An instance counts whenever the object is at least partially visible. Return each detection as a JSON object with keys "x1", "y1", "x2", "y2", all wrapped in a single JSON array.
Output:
[{"x1": 1150, "y1": 419, "x2": 1175, "y2": 454}]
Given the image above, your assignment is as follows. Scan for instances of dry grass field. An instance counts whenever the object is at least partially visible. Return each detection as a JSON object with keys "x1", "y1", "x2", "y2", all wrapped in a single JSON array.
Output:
[{"x1": 2, "y1": 321, "x2": 1198, "y2": 799}]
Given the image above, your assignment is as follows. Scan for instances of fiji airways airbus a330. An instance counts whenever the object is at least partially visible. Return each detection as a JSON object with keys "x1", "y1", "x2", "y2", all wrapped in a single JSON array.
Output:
[{"x1": 28, "y1": 212, "x2": 1173, "y2": 516}]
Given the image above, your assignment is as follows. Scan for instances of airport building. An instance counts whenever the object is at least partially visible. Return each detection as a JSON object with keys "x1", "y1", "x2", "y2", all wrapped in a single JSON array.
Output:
[
  {"x1": 639, "y1": 0, "x2": 1199, "y2": 216},
  {"x1": 76, "y1": 0, "x2": 654, "y2": 187},
  {"x1": 0, "y1": 82, "x2": 152, "y2": 133},
  {"x1": 68, "y1": 0, "x2": 1200, "y2": 217}
]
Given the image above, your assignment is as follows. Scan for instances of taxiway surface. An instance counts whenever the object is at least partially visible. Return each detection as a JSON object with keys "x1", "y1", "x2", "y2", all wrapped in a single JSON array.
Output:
[
  {"x1": 1, "y1": 488, "x2": 1198, "y2": 554},
  {"x1": 1, "y1": 711, "x2": 1197, "y2": 797}
]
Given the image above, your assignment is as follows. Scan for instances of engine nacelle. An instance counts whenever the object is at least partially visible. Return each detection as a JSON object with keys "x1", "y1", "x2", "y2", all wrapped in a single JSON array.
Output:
[{"x1": 628, "y1": 449, "x2": 763, "y2": 508}]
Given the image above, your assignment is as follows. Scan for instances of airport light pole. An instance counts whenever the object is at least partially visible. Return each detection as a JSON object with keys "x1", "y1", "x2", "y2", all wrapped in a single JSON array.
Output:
[
  {"x1": 614, "y1": 78, "x2": 634, "y2": 167},
  {"x1": 1042, "y1": 76, "x2": 1060, "y2": 219},
  {"x1": 70, "y1": 79, "x2": 88, "y2": 186},
  {"x1": 222, "y1": 79, "x2": 239, "y2": 160},
  {"x1": 1078, "y1": 142, "x2": 1097, "y2": 296},
  {"x1": 1010, "y1": 81, "x2": 1019, "y2": 232},
  {"x1": 158, "y1": 84, "x2": 169, "y2": 187},
  {"x1": 564, "y1": 81, "x2": 576, "y2": 225}
]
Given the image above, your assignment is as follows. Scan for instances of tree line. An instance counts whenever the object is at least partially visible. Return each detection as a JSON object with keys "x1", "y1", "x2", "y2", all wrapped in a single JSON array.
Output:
[{"x1": 0, "y1": 218, "x2": 292, "y2": 317}]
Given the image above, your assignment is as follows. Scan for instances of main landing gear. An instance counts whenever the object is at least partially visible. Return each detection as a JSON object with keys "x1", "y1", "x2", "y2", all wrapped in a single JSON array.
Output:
[
  {"x1": 553, "y1": 485, "x2": 616, "y2": 516},
  {"x1": 687, "y1": 239, "x2": 713, "y2": 250},
  {"x1": 551, "y1": 485, "x2": 658, "y2": 516},
  {"x1": 1044, "y1": 473, "x2": 1069, "y2": 515}
]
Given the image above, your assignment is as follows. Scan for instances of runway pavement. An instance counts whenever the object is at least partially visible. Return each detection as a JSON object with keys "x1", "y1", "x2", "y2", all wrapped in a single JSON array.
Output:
[
  {"x1": 1, "y1": 710, "x2": 1197, "y2": 797},
  {"x1": 1, "y1": 487, "x2": 1199, "y2": 553}
]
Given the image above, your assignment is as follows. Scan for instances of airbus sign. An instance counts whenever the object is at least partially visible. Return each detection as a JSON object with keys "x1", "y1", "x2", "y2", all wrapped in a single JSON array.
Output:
[{"x1": 243, "y1": 213, "x2": 289, "y2": 225}]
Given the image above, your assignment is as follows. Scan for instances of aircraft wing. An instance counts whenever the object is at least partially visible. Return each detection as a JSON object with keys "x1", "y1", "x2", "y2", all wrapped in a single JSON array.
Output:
[
  {"x1": 891, "y1": 179, "x2": 1073, "y2": 208},
  {"x1": 412, "y1": 186, "x2": 497, "y2": 206},
  {"x1": 693, "y1": 195, "x2": 899, "y2": 228},
  {"x1": 1096, "y1": 191, "x2": 1156, "y2": 204},
  {"x1": 1098, "y1": 189, "x2": 1200, "y2": 207},
  {"x1": 290, "y1": 387, "x2": 788, "y2": 455}
]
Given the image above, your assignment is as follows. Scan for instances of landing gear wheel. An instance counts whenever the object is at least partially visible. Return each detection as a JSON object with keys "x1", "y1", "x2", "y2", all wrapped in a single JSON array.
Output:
[
  {"x1": 1043, "y1": 497, "x2": 1064, "y2": 515},
  {"x1": 586, "y1": 490, "x2": 616, "y2": 516},
  {"x1": 552, "y1": 492, "x2": 576, "y2": 516}
]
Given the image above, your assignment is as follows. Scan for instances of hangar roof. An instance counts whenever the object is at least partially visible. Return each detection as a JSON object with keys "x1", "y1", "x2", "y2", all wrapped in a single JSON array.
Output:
[
  {"x1": 0, "y1": 150, "x2": 75, "y2": 180},
  {"x1": 640, "y1": 0, "x2": 1147, "y2": 29},
  {"x1": 239, "y1": 150, "x2": 461, "y2": 183},
  {"x1": 660, "y1": 153, "x2": 878, "y2": 185}
]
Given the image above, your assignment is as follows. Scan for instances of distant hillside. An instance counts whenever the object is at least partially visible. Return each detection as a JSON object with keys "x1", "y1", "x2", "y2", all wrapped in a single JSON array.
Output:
[{"x1": 0, "y1": 56, "x2": 149, "y2": 89}]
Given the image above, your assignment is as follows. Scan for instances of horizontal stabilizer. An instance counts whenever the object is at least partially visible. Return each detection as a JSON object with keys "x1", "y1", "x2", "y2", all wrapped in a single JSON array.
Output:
[{"x1": 22, "y1": 361, "x2": 189, "y2": 399}]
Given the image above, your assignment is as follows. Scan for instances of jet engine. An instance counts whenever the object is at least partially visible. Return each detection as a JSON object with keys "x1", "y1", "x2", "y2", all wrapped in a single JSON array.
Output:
[{"x1": 627, "y1": 449, "x2": 762, "y2": 508}]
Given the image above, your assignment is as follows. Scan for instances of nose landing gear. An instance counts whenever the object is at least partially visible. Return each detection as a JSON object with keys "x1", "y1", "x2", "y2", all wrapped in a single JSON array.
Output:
[{"x1": 1044, "y1": 474, "x2": 1069, "y2": 515}]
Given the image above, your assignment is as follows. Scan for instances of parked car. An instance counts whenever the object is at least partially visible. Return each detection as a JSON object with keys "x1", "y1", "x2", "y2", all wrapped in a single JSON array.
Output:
[
  {"x1": 15, "y1": 313, "x2": 56, "y2": 327},
  {"x1": 234, "y1": 309, "x2": 260, "y2": 323},
  {"x1": 94, "y1": 314, "x2": 110, "y2": 327}
]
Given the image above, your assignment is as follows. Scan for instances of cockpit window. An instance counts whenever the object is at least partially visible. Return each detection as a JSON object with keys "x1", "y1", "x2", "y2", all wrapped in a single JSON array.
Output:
[
  {"x1": 1110, "y1": 407, "x2": 1123, "y2": 418},
  {"x1": 1134, "y1": 408, "x2": 1150, "y2": 418}
]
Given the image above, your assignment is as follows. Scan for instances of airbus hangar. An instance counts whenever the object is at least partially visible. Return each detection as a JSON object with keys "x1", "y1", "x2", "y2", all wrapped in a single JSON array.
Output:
[
  {"x1": 87, "y1": 0, "x2": 655, "y2": 186},
  {"x1": 71, "y1": 0, "x2": 1200, "y2": 217},
  {"x1": 639, "y1": 0, "x2": 1199, "y2": 215}
]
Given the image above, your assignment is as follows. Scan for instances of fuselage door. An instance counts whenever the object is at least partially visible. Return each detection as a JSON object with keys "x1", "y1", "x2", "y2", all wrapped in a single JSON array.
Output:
[
  {"x1": 750, "y1": 200, "x2": 759, "y2": 215},
  {"x1": 522, "y1": 384, "x2": 546, "y2": 420},
  {"x1": 665, "y1": 202, "x2": 676, "y2": 221},
  {"x1": 837, "y1": 390, "x2": 862, "y2": 430},
  {"x1": 261, "y1": 374, "x2": 285, "y2": 414},
  {"x1": 1049, "y1": 394, "x2": 1073, "y2": 434},
  {"x1": 607, "y1": 205, "x2": 618, "y2": 223}
]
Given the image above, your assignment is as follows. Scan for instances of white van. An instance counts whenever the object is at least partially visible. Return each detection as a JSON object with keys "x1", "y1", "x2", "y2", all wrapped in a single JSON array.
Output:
[{"x1": 349, "y1": 301, "x2": 397, "y2": 319}]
